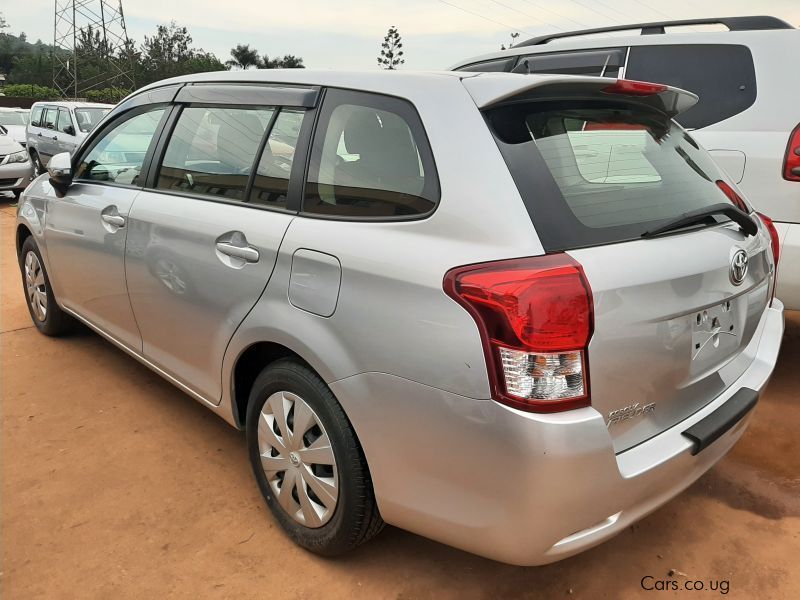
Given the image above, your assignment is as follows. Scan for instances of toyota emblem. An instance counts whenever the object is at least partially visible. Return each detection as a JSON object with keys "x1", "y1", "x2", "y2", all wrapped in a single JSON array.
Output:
[{"x1": 730, "y1": 249, "x2": 748, "y2": 286}]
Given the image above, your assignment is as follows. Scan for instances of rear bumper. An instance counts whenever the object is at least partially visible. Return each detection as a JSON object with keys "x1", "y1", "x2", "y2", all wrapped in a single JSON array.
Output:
[{"x1": 330, "y1": 300, "x2": 784, "y2": 566}]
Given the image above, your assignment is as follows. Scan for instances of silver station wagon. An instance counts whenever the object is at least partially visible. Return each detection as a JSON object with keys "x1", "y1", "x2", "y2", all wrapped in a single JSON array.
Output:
[{"x1": 16, "y1": 70, "x2": 784, "y2": 565}]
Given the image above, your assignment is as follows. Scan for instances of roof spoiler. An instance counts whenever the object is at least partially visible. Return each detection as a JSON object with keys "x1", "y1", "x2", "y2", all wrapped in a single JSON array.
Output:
[{"x1": 462, "y1": 74, "x2": 699, "y2": 118}]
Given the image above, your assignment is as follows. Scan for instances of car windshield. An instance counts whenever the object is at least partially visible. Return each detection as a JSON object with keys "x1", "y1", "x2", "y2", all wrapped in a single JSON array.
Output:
[
  {"x1": 0, "y1": 112, "x2": 29, "y2": 126},
  {"x1": 74, "y1": 107, "x2": 110, "y2": 133},
  {"x1": 485, "y1": 100, "x2": 738, "y2": 251}
]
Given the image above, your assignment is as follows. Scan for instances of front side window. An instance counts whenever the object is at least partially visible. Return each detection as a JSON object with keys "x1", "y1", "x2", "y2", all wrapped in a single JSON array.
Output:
[
  {"x1": 75, "y1": 108, "x2": 166, "y2": 185},
  {"x1": 304, "y1": 89, "x2": 438, "y2": 218},
  {"x1": 249, "y1": 109, "x2": 305, "y2": 209},
  {"x1": 157, "y1": 106, "x2": 274, "y2": 201},
  {"x1": 30, "y1": 106, "x2": 43, "y2": 127},
  {"x1": 57, "y1": 108, "x2": 74, "y2": 134},
  {"x1": 74, "y1": 107, "x2": 110, "y2": 133}
]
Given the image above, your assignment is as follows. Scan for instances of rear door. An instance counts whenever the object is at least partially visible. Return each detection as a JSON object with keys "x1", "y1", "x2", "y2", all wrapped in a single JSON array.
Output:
[
  {"x1": 125, "y1": 85, "x2": 316, "y2": 403},
  {"x1": 38, "y1": 107, "x2": 59, "y2": 162},
  {"x1": 474, "y1": 78, "x2": 775, "y2": 452}
]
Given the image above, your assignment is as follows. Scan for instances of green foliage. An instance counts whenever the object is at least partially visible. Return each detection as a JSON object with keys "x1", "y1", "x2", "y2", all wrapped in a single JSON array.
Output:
[
  {"x1": 85, "y1": 87, "x2": 131, "y2": 103},
  {"x1": 2, "y1": 83, "x2": 60, "y2": 100},
  {"x1": 378, "y1": 26, "x2": 404, "y2": 70},
  {"x1": 262, "y1": 54, "x2": 305, "y2": 69},
  {"x1": 227, "y1": 44, "x2": 261, "y2": 70}
]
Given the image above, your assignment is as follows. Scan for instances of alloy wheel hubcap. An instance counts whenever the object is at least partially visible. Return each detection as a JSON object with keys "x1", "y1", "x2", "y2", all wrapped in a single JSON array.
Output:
[
  {"x1": 258, "y1": 391, "x2": 338, "y2": 528},
  {"x1": 24, "y1": 251, "x2": 47, "y2": 321}
]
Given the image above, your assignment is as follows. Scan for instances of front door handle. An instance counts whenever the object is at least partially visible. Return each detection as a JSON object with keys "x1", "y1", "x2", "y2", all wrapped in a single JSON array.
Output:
[
  {"x1": 216, "y1": 242, "x2": 259, "y2": 263},
  {"x1": 101, "y1": 214, "x2": 126, "y2": 227}
]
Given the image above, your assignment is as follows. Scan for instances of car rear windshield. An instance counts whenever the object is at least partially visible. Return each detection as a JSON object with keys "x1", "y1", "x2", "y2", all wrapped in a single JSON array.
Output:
[
  {"x1": 74, "y1": 107, "x2": 110, "y2": 133},
  {"x1": 486, "y1": 100, "x2": 737, "y2": 251},
  {"x1": 0, "y1": 112, "x2": 29, "y2": 126}
]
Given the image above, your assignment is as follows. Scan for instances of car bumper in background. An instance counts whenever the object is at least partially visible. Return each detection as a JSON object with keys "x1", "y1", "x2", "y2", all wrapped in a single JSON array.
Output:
[
  {"x1": 330, "y1": 300, "x2": 784, "y2": 565},
  {"x1": 0, "y1": 160, "x2": 34, "y2": 191}
]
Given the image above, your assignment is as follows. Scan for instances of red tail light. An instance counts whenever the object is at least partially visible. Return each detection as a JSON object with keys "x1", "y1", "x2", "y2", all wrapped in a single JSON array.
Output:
[
  {"x1": 601, "y1": 79, "x2": 667, "y2": 97},
  {"x1": 716, "y1": 180, "x2": 748, "y2": 212},
  {"x1": 757, "y1": 212, "x2": 780, "y2": 266},
  {"x1": 444, "y1": 254, "x2": 594, "y2": 413},
  {"x1": 784, "y1": 124, "x2": 800, "y2": 181}
]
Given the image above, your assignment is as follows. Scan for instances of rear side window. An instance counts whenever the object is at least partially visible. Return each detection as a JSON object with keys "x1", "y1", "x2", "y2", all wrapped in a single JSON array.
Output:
[
  {"x1": 30, "y1": 106, "x2": 43, "y2": 127},
  {"x1": 249, "y1": 109, "x2": 305, "y2": 210},
  {"x1": 625, "y1": 45, "x2": 756, "y2": 129},
  {"x1": 515, "y1": 48, "x2": 625, "y2": 77},
  {"x1": 157, "y1": 107, "x2": 274, "y2": 201},
  {"x1": 487, "y1": 100, "x2": 739, "y2": 250},
  {"x1": 303, "y1": 89, "x2": 439, "y2": 219}
]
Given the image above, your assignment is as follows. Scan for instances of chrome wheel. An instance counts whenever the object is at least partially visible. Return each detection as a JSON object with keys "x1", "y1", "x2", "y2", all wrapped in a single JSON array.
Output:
[
  {"x1": 258, "y1": 391, "x2": 339, "y2": 528},
  {"x1": 24, "y1": 251, "x2": 47, "y2": 321}
]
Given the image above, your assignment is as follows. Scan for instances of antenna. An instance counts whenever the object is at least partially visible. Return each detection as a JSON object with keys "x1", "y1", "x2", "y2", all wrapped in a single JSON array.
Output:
[{"x1": 53, "y1": 0, "x2": 136, "y2": 99}]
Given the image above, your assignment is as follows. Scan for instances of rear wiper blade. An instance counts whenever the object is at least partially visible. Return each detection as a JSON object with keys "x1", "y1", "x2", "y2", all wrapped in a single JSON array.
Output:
[{"x1": 642, "y1": 203, "x2": 757, "y2": 239}]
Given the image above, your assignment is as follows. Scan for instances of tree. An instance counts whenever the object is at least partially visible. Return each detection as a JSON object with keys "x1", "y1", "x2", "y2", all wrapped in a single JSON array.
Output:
[
  {"x1": 500, "y1": 32, "x2": 520, "y2": 51},
  {"x1": 226, "y1": 44, "x2": 260, "y2": 70},
  {"x1": 262, "y1": 54, "x2": 305, "y2": 69},
  {"x1": 378, "y1": 26, "x2": 404, "y2": 70},
  {"x1": 137, "y1": 21, "x2": 225, "y2": 86}
]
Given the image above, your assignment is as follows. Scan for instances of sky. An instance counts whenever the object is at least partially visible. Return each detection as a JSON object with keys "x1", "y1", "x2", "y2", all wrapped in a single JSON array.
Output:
[{"x1": 2, "y1": 0, "x2": 799, "y2": 70}]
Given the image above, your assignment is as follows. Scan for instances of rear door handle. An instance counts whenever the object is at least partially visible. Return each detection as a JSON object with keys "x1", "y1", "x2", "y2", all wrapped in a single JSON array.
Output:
[
  {"x1": 101, "y1": 214, "x2": 126, "y2": 227},
  {"x1": 216, "y1": 242, "x2": 259, "y2": 263}
]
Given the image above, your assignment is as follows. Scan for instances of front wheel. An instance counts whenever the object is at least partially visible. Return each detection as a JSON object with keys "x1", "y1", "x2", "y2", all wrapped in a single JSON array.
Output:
[
  {"x1": 246, "y1": 359, "x2": 383, "y2": 556},
  {"x1": 19, "y1": 236, "x2": 75, "y2": 336}
]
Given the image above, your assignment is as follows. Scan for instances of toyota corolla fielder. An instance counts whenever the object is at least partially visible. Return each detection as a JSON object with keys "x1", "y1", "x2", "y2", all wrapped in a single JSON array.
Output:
[{"x1": 15, "y1": 70, "x2": 784, "y2": 565}]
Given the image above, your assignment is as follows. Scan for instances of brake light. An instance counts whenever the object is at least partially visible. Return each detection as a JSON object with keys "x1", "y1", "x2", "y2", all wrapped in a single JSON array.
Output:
[
  {"x1": 601, "y1": 79, "x2": 667, "y2": 96},
  {"x1": 757, "y1": 212, "x2": 780, "y2": 266},
  {"x1": 783, "y1": 124, "x2": 800, "y2": 181},
  {"x1": 444, "y1": 254, "x2": 594, "y2": 413},
  {"x1": 716, "y1": 180, "x2": 748, "y2": 212}
]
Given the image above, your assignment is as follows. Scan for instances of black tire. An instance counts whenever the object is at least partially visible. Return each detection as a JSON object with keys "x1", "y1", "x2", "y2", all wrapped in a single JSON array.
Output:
[
  {"x1": 246, "y1": 359, "x2": 384, "y2": 556},
  {"x1": 19, "y1": 236, "x2": 75, "y2": 336}
]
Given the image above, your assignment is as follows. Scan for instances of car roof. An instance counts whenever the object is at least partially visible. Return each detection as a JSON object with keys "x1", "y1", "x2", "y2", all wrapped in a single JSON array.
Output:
[
  {"x1": 451, "y1": 28, "x2": 800, "y2": 69},
  {"x1": 31, "y1": 101, "x2": 114, "y2": 109},
  {"x1": 133, "y1": 69, "x2": 479, "y2": 98}
]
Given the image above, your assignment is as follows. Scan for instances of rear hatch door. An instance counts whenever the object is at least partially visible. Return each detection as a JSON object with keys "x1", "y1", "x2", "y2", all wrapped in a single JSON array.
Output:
[{"x1": 470, "y1": 75, "x2": 775, "y2": 452}]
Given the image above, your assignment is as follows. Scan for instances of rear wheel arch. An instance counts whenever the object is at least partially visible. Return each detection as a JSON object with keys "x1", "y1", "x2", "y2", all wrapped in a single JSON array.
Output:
[{"x1": 231, "y1": 341, "x2": 317, "y2": 429}]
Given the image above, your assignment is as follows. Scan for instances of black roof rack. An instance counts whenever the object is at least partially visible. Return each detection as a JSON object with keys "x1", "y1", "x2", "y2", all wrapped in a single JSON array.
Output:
[{"x1": 515, "y1": 16, "x2": 794, "y2": 48}]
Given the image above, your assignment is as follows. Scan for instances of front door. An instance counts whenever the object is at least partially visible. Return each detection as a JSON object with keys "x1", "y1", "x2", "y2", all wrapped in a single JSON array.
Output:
[{"x1": 43, "y1": 106, "x2": 168, "y2": 351}]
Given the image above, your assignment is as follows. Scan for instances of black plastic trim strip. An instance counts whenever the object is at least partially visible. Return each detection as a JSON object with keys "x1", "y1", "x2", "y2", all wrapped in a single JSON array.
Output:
[
  {"x1": 682, "y1": 387, "x2": 759, "y2": 455},
  {"x1": 175, "y1": 84, "x2": 319, "y2": 108}
]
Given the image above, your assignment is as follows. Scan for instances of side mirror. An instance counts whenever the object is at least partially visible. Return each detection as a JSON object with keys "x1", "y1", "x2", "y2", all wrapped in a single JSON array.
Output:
[
  {"x1": 64, "y1": 125, "x2": 76, "y2": 136},
  {"x1": 48, "y1": 152, "x2": 73, "y2": 196}
]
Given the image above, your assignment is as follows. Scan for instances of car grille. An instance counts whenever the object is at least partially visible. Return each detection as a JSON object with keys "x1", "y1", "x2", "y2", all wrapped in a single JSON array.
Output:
[{"x1": 0, "y1": 178, "x2": 19, "y2": 186}]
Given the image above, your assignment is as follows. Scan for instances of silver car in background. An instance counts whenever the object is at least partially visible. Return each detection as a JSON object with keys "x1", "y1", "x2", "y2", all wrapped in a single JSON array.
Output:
[
  {"x1": 15, "y1": 70, "x2": 784, "y2": 565},
  {"x1": 0, "y1": 107, "x2": 30, "y2": 147},
  {"x1": 0, "y1": 128, "x2": 33, "y2": 199},
  {"x1": 26, "y1": 101, "x2": 112, "y2": 174}
]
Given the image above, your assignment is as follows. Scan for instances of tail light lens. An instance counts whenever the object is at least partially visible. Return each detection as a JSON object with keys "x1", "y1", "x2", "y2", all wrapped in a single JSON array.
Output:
[
  {"x1": 756, "y1": 212, "x2": 780, "y2": 306},
  {"x1": 757, "y1": 212, "x2": 780, "y2": 266},
  {"x1": 716, "y1": 180, "x2": 748, "y2": 212},
  {"x1": 783, "y1": 124, "x2": 800, "y2": 181},
  {"x1": 444, "y1": 254, "x2": 594, "y2": 413}
]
